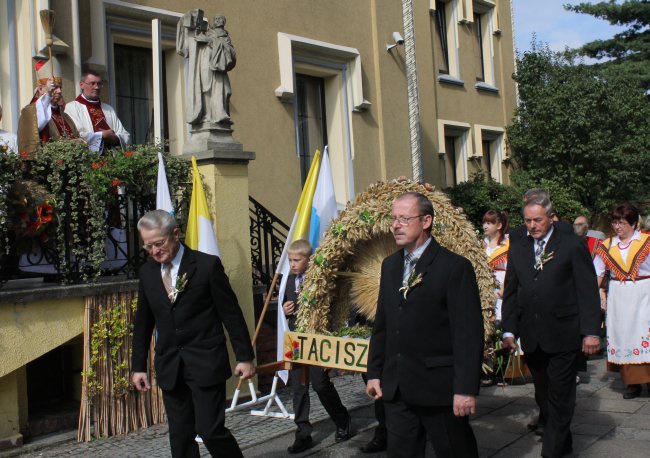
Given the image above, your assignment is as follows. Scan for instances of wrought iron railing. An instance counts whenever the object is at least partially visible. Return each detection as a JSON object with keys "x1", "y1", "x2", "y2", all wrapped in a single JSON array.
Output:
[{"x1": 249, "y1": 196, "x2": 289, "y2": 287}]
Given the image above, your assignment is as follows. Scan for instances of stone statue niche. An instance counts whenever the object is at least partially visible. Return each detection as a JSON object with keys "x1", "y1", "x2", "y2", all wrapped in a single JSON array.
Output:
[{"x1": 177, "y1": 9, "x2": 242, "y2": 154}]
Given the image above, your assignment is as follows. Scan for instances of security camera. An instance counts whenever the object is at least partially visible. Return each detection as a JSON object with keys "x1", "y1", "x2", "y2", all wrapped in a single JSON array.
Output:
[{"x1": 387, "y1": 31, "x2": 405, "y2": 52}]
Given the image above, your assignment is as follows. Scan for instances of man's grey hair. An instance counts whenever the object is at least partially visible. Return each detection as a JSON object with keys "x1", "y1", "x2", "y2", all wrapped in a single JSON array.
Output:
[
  {"x1": 523, "y1": 188, "x2": 550, "y2": 204},
  {"x1": 137, "y1": 210, "x2": 177, "y2": 235},
  {"x1": 523, "y1": 194, "x2": 554, "y2": 217}
]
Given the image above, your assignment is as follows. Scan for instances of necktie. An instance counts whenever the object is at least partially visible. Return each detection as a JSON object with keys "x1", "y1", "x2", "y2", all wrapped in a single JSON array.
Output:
[
  {"x1": 403, "y1": 253, "x2": 418, "y2": 283},
  {"x1": 535, "y1": 240, "x2": 546, "y2": 263},
  {"x1": 162, "y1": 264, "x2": 173, "y2": 297}
]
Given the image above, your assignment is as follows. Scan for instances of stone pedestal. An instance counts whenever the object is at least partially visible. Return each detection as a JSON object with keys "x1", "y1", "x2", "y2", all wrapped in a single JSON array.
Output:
[{"x1": 182, "y1": 135, "x2": 257, "y2": 397}]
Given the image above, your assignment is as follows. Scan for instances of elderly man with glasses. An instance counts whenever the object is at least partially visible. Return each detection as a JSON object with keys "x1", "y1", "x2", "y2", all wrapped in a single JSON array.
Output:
[
  {"x1": 366, "y1": 192, "x2": 484, "y2": 458},
  {"x1": 131, "y1": 210, "x2": 254, "y2": 458}
]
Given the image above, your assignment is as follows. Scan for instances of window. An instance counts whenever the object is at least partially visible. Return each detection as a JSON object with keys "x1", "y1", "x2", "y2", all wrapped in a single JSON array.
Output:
[
  {"x1": 432, "y1": 0, "x2": 463, "y2": 85},
  {"x1": 473, "y1": 13, "x2": 485, "y2": 82},
  {"x1": 295, "y1": 74, "x2": 327, "y2": 185},
  {"x1": 114, "y1": 44, "x2": 170, "y2": 145},
  {"x1": 433, "y1": 0, "x2": 449, "y2": 74},
  {"x1": 472, "y1": 1, "x2": 498, "y2": 92},
  {"x1": 276, "y1": 33, "x2": 368, "y2": 204},
  {"x1": 474, "y1": 126, "x2": 504, "y2": 182},
  {"x1": 444, "y1": 136, "x2": 458, "y2": 186},
  {"x1": 438, "y1": 121, "x2": 471, "y2": 186}
]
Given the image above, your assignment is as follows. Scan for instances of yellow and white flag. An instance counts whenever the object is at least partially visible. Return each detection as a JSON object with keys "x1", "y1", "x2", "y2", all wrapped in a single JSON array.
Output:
[
  {"x1": 185, "y1": 156, "x2": 220, "y2": 256},
  {"x1": 275, "y1": 150, "x2": 322, "y2": 383}
]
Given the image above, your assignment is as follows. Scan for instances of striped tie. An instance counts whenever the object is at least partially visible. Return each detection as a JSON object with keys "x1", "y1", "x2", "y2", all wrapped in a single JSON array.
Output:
[
  {"x1": 535, "y1": 240, "x2": 546, "y2": 263},
  {"x1": 403, "y1": 253, "x2": 417, "y2": 283}
]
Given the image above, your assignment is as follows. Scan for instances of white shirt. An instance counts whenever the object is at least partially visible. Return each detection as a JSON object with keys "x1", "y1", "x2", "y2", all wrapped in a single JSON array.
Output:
[
  {"x1": 161, "y1": 244, "x2": 184, "y2": 287},
  {"x1": 0, "y1": 129, "x2": 18, "y2": 153}
]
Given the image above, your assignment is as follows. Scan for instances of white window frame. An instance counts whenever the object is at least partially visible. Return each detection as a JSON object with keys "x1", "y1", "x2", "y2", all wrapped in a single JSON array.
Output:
[
  {"x1": 473, "y1": 125, "x2": 505, "y2": 183},
  {"x1": 433, "y1": 0, "x2": 463, "y2": 85},
  {"x1": 471, "y1": 0, "x2": 498, "y2": 92},
  {"x1": 438, "y1": 120, "x2": 472, "y2": 185},
  {"x1": 276, "y1": 33, "x2": 370, "y2": 206}
]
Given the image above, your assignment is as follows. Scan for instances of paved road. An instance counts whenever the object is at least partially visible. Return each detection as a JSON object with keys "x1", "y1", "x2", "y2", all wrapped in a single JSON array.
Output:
[{"x1": 3, "y1": 356, "x2": 649, "y2": 457}]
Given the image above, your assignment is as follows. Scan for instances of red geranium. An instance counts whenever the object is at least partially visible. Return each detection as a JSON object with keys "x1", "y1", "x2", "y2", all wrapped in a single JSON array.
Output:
[
  {"x1": 56, "y1": 159, "x2": 64, "y2": 165},
  {"x1": 112, "y1": 179, "x2": 123, "y2": 187},
  {"x1": 91, "y1": 162, "x2": 107, "y2": 169},
  {"x1": 124, "y1": 151, "x2": 134, "y2": 157},
  {"x1": 20, "y1": 151, "x2": 29, "y2": 159}
]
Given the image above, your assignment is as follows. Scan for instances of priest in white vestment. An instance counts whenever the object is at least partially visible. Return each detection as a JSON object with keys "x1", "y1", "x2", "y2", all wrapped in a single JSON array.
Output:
[{"x1": 65, "y1": 70, "x2": 130, "y2": 153}]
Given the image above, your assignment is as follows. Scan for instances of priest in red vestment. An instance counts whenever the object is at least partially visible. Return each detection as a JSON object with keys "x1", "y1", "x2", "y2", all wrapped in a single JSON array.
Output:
[{"x1": 17, "y1": 58, "x2": 80, "y2": 158}]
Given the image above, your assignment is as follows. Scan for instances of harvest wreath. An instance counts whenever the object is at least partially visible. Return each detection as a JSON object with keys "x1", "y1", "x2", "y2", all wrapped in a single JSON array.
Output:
[{"x1": 292, "y1": 178, "x2": 497, "y2": 369}]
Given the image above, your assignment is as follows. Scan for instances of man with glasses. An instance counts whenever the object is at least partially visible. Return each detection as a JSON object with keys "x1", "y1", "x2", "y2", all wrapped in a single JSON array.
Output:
[
  {"x1": 65, "y1": 69, "x2": 130, "y2": 152},
  {"x1": 131, "y1": 210, "x2": 254, "y2": 458},
  {"x1": 366, "y1": 192, "x2": 484, "y2": 457}
]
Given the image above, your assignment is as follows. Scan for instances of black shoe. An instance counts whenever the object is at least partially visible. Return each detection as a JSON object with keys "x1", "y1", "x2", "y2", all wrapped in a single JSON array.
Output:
[
  {"x1": 623, "y1": 384, "x2": 642, "y2": 399},
  {"x1": 527, "y1": 422, "x2": 544, "y2": 436},
  {"x1": 288, "y1": 437, "x2": 314, "y2": 454},
  {"x1": 334, "y1": 417, "x2": 352, "y2": 443},
  {"x1": 360, "y1": 437, "x2": 387, "y2": 453}
]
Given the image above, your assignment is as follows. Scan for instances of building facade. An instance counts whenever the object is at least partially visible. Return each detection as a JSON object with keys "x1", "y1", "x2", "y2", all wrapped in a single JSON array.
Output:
[{"x1": 0, "y1": 0, "x2": 517, "y2": 447}]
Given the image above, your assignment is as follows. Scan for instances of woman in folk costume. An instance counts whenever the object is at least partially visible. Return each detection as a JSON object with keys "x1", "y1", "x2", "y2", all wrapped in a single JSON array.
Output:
[
  {"x1": 482, "y1": 210, "x2": 509, "y2": 386},
  {"x1": 594, "y1": 203, "x2": 650, "y2": 399},
  {"x1": 483, "y1": 210, "x2": 509, "y2": 322}
]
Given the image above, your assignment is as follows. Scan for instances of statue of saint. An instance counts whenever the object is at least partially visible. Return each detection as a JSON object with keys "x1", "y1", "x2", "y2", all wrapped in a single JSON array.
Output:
[{"x1": 177, "y1": 10, "x2": 236, "y2": 127}]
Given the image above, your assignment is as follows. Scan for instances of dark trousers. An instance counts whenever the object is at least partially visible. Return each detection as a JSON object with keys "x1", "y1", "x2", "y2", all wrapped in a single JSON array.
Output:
[
  {"x1": 525, "y1": 348, "x2": 578, "y2": 458},
  {"x1": 384, "y1": 391, "x2": 478, "y2": 458},
  {"x1": 362, "y1": 372, "x2": 387, "y2": 441},
  {"x1": 290, "y1": 366, "x2": 349, "y2": 439},
  {"x1": 162, "y1": 363, "x2": 242, "y2": 458}
]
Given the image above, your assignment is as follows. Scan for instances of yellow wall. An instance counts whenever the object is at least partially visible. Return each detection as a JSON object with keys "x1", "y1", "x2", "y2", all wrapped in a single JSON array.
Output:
[
  {"x1": 0, "y1": 298, "x2": 84, "y2": 379},
  {"x1": 0, "y1": 367, "x2": 28, "y2": 442}
]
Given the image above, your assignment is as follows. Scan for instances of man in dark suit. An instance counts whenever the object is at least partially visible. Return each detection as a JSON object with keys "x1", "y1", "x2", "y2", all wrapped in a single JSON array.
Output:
[
  {"x1": 502, "y1": 194, "x2": 600, "y2": 458},
  {"x1": 367, "y1": 192, "x2": 484, "y2": 457},
  {"x1": 131, "y1": 210, "x2": 255, "y2": 458}
]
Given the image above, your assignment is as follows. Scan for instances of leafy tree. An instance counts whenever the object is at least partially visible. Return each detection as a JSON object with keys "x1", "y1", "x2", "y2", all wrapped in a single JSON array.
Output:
[
  {"x1": 445, "y1": 172, "x2": 587, "y2": 230},
  {"x1": 565, "y1": 0, "x2": 650, "y2": 89},
  {"x1": 507, "y1": 43, "x2": 650, "y2": 216}
]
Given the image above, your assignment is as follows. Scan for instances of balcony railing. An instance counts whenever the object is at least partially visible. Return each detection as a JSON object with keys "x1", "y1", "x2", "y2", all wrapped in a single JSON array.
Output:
[
  {"x1": 0, "y1": 142, "x2": 191, "y2": 288},
  {"x1": 249, "y1": 196, "x2": 289, "y2": 287}
]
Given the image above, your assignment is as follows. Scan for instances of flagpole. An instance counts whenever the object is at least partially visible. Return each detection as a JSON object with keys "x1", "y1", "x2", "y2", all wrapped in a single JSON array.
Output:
[{"x1": 234, "y1": 270, "x2": 282, "y2": 390}]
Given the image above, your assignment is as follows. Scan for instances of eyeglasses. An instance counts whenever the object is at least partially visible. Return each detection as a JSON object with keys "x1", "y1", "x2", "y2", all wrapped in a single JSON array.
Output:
[
  {"x1": 82, "y1": 80, "x2": 103, "y2": 87},
  {"x1": 611, "y1": 220, "x2": 630, "y2": 227},
  {"x1": 390, "y1": 215, "x2": 424, "y2": 226},
  {"x1": 142, "y1": 235, "x2": 170, "y2": 251}
]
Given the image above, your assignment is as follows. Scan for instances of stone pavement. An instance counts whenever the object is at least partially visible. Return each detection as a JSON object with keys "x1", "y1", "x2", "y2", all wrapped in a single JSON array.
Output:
[{"x1": 4, "y1": 356, "x2": 650, "y2": 457}]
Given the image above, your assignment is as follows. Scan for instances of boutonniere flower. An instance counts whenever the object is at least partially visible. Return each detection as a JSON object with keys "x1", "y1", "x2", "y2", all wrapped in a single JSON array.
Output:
[
  {"x1": 399, "y1": 270, "x2": 424, "y2": 299},
  {"x1": 168, "y1": 272, "x2": 188, "y2": 302},
  {"x1": 534, "y1": 251, "x2": 555, "y2": 271}
]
